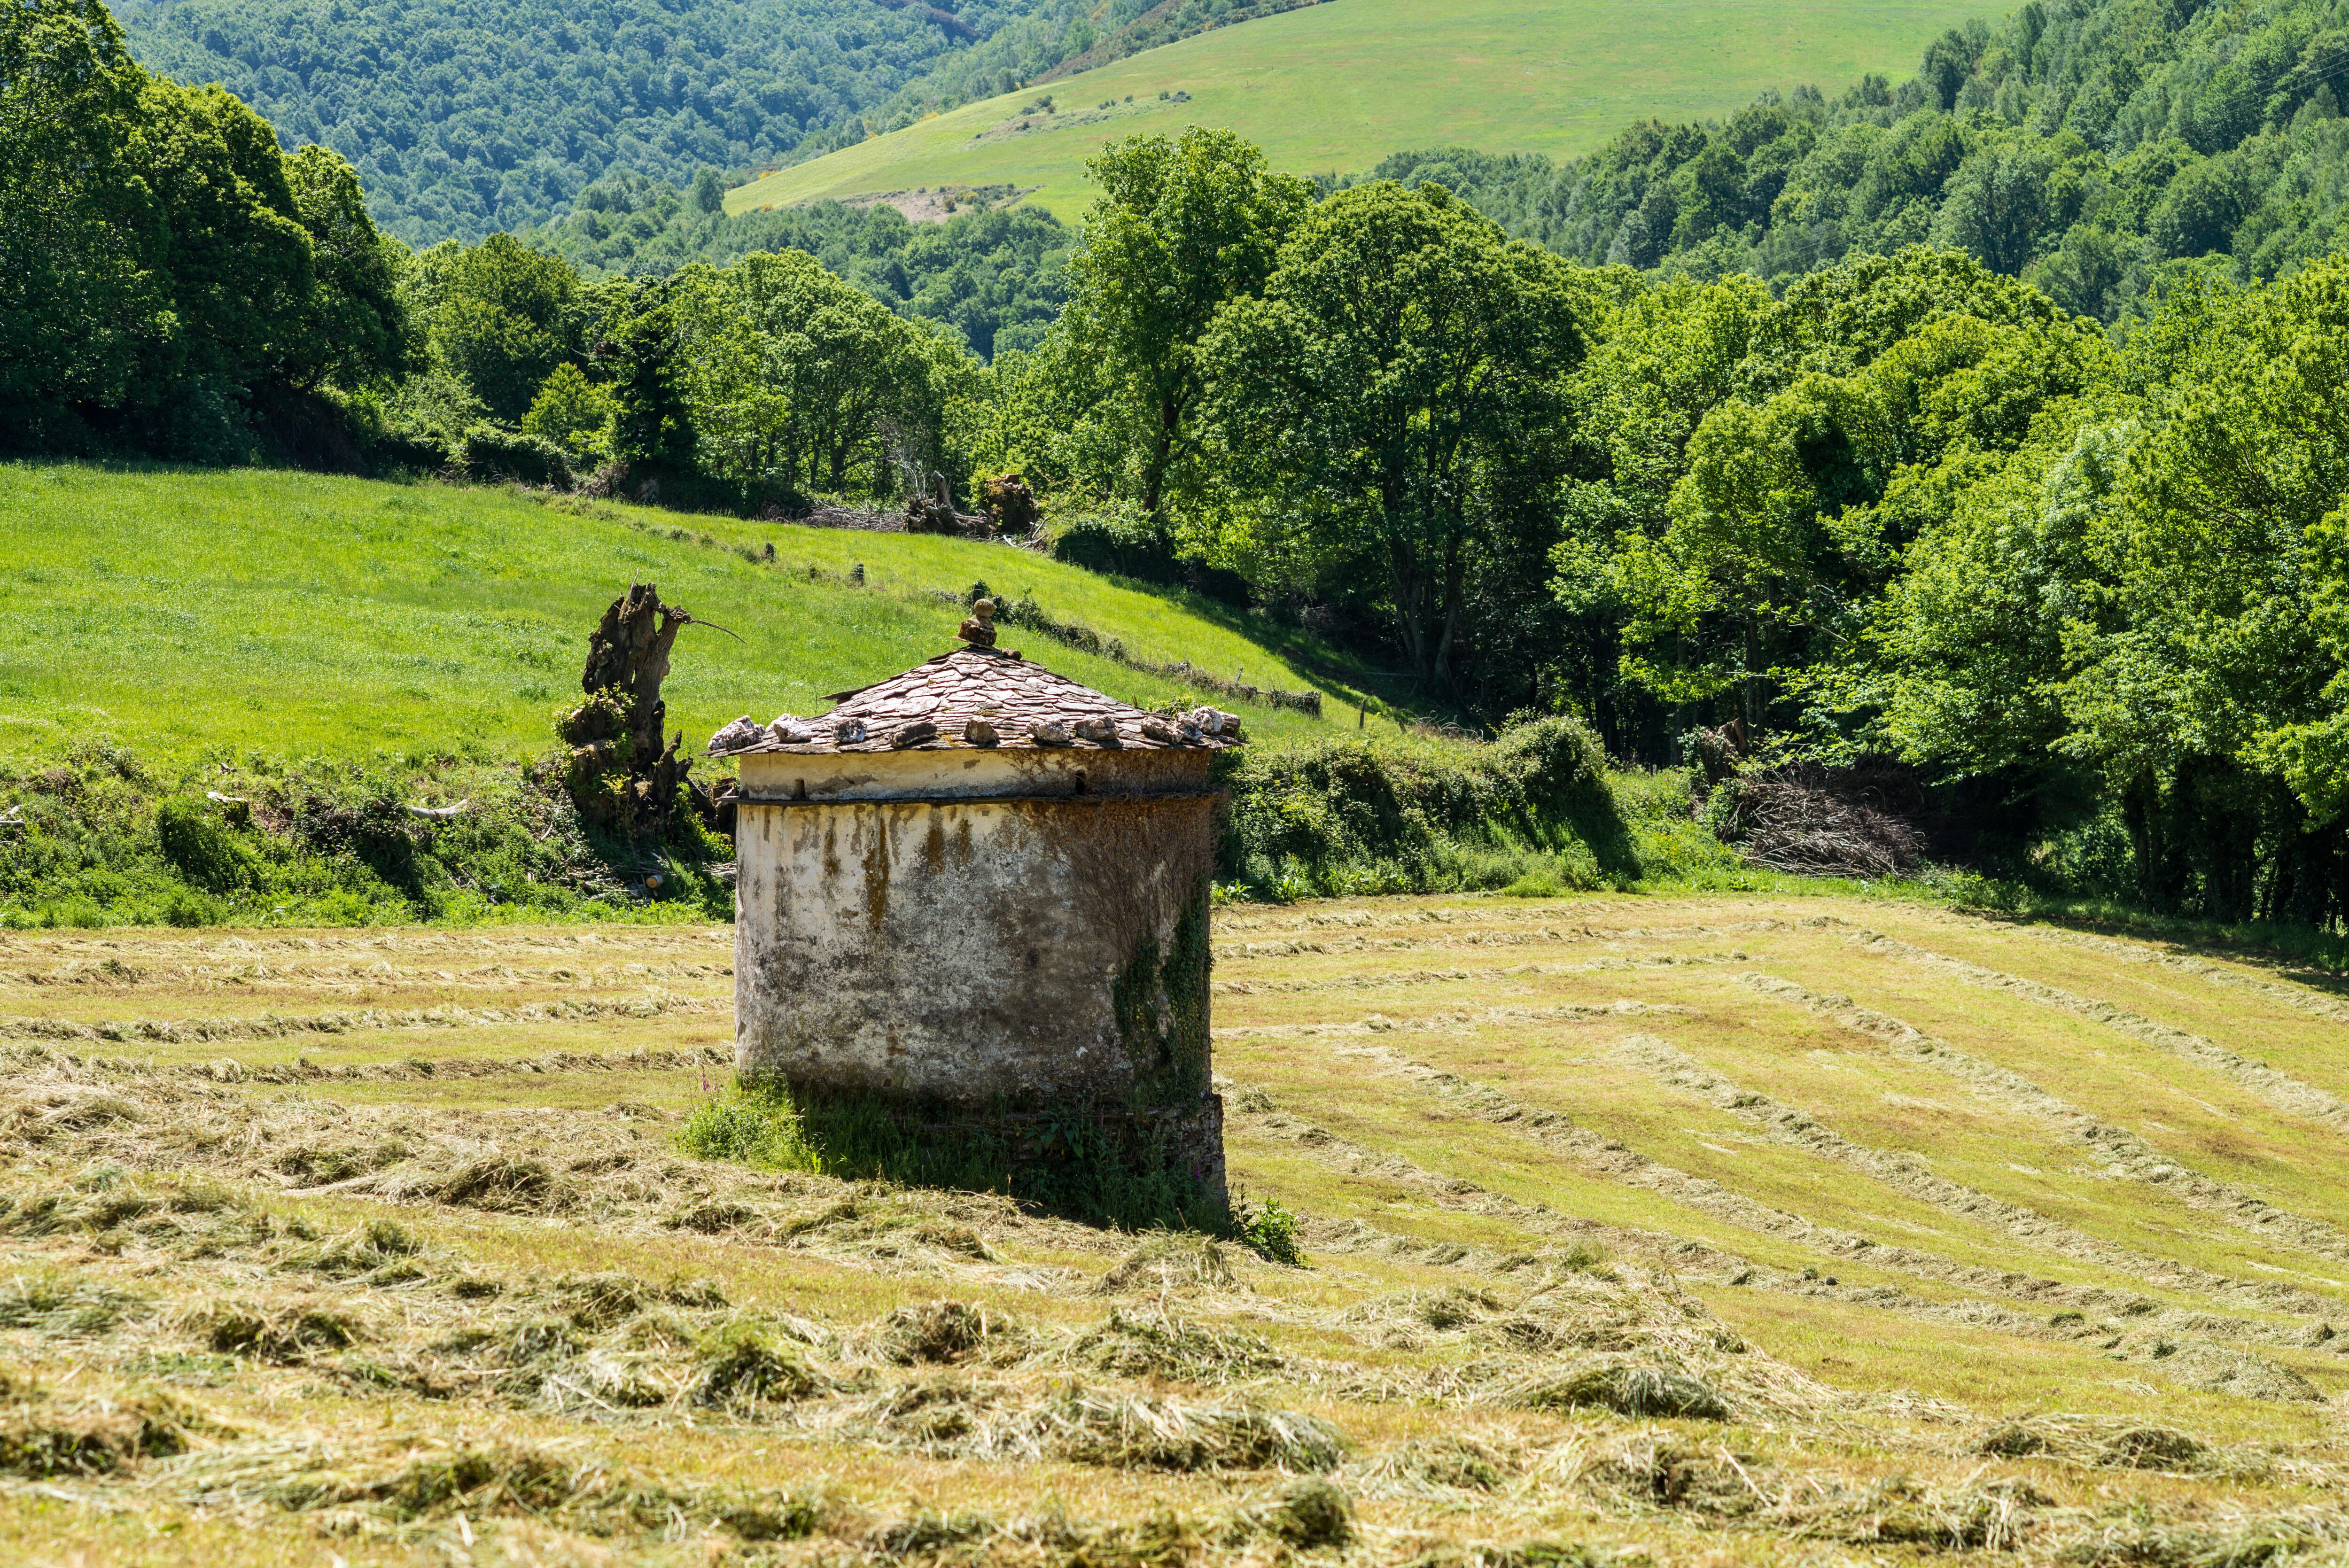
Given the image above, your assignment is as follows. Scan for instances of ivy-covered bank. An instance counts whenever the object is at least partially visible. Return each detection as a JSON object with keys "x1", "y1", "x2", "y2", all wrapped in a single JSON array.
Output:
[
  {"x1": 0, "y1": 720, "x2": 1734, "y2": 928},
  {"x1": 0, "y1": 742, "x2": 732, "y2": 929},
  {"x1": 1214, "y1": 716, "x2": 1734, "y2": 902}
]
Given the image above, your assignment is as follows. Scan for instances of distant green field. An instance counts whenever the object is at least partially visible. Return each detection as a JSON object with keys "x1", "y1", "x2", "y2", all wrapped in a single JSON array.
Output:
[
  {"x1": 0, "y1": 465, "x2": 1353, "y2": 770},
  {"x1": 730, "y1": 0, "x2": 1964, "y2": 220}
]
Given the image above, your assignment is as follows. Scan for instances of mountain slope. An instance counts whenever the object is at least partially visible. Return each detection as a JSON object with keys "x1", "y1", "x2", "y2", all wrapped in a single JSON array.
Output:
[
  {"x1": 112, "y1": 0, "x2": 1051, "y2": 244},
  {"x1": 727, "y1": 0, "x2": 1963, "y2": 219}
]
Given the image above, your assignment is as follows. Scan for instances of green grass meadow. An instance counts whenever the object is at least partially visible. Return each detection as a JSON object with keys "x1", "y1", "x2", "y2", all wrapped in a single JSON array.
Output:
[
  {"x1": 731, "y1": 0, "x2": 1965, "y2": 219},
  {"x1": 0, "y1": 463, "x2": 1355, "y2": 771}
]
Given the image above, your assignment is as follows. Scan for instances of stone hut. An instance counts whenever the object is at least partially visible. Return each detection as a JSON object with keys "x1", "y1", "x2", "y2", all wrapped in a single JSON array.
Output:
[{"x1": 712, "y1": 644, "x2": 1242, "y2": 1211}]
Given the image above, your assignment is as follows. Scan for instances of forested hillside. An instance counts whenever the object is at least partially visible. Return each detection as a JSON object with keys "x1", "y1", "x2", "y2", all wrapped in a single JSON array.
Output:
[
  {"x1": 110, "y1": 0, "x2": 1325, "y2": 244},
  {"x1": 110, "y1": 0, "x2": 1051, "y2": 243},
  {"x1": 533, "y1": 175, "x2": 1073, "y2": 358},
  {"x1": 1374, "y1": 0, "x2": 2349, "y2": 321}
]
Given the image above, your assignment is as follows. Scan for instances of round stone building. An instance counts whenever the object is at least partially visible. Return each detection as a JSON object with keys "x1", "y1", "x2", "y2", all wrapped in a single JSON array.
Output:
[{"x1": 713, "y1": 644, "x2": 1239, "y2": 1213}]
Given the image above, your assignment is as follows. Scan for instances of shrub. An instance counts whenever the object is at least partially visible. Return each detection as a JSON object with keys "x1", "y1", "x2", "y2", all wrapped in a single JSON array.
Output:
[
  {"x1": 154, "y1": 799, "x2": 262, "y2": 893},
  {"x1": 1216, "y1": 717, "x2": 1633, "y2": 897},
  {"x1": 677, "y1": 1083, "x2": 824, "y2": 1172},
  {"x1": 3, "y1": 743, "x2": 700, "y2": 929},
  {"x1": 1048, "y1": 505, "x2": 1251, "y2": 605},
  {"x1": 1232, "y1": 1195, "x2": 1306, "y2": 1267},
  {"x1": 457, "y1": 425, "x2": 575, "y2": 489}
]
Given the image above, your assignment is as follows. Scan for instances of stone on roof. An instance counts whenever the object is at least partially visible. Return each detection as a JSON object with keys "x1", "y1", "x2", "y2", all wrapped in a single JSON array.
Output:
[{"x1": 710, "y1": 648, "x2": 1244, "y2": 756}]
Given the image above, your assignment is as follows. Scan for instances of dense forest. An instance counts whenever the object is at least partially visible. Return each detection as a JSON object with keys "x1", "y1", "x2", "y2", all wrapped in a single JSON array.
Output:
[
  {"x1": 1372, "y1": 0, "x2": 2349, "y2": 323},
  {"x1": 111, "y1": 0, "x2": 1055, "y2": 242},
  {"x1": 11, "y1": 0, "x2": 2349, "y2": 930},
  {"x1": 110, "y1": 0, "x2": 1306, "y2": 244},
  {"x1": 533, "y1": 175, "x2": 1073, "y2": 358}
]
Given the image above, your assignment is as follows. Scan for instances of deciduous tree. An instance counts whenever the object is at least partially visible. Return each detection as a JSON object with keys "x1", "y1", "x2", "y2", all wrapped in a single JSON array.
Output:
[{"x1": 1202, "y1": 181, "x2": 1584, "y2": 686}]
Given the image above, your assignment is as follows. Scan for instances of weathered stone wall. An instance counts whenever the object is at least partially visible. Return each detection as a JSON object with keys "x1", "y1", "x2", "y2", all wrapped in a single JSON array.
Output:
[{"x1": 732, "y1": 754, "x2": 1224, "y2": 1203}]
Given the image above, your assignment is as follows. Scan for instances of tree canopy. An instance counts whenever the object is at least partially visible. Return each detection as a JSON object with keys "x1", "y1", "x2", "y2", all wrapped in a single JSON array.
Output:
[
  {"x1": 2, "y1": 0, "x2": 411, "y2": 457},
  {"x1": 531, "y1": 175, "x2": 1073, "y2": 361},
  {"x1": 1366, "y1": 0, "x2": 2349, "y2": 322},
  {"x1": 1202, "y1": 182, "x2": 1583, "y2": 682}
]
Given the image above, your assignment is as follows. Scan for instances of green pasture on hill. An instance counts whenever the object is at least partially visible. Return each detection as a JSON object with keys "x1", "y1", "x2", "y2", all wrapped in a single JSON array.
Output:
[
  {"x1": 0, "y1": 464, "x2": 1354, "y2": 771},
  {"x1": 730, "y1": 0, "x2": 1964, "y2": 219}
]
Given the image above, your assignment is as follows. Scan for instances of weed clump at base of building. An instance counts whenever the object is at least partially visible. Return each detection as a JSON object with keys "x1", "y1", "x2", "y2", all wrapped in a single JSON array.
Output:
[{"x1": 678, "y1": 1076, "x2": 1234, "y2": 1235}]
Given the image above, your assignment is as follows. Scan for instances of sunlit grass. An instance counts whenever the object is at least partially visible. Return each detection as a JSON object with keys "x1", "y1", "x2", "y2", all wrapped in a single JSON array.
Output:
[
  {"x1": 0, "y1": 462, "x2": 1359, "y2": 770},
  {"x1": 733, "y1": 0, "x2": 1960, "y2": 220}
]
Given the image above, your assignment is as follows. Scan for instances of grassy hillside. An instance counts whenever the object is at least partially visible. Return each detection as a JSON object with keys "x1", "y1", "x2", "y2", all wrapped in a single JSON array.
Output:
[
  {"x1": 6, "y1": 893, "x2": 2349, "y2": 1562},
  {"x1": 0, "y1": 464, "x2": 1351, "y2": 771},
  {"x1": 729, "y1": 0, "x2": 1965, "y2": 219}
]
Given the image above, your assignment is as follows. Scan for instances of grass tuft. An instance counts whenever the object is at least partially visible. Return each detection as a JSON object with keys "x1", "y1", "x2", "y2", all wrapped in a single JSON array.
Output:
[
  {"x1": 1094, "y1": 1235, "x2": 1239, "y2": 1296},
  {"x1": 1232, "y1": 1473, "x2": 1354, "y2": 1548},
  {"x1": 871, "y1": 1300, "x2": 1026, "y2": 1366},
  {"x1": 691, "y1": 1323, "x2": 828, "y2": 1410},
  {"x1": 183, "y1": 1299, "x2": 368, "y2": 1361},
  {"x1": 1511, "y1": 1364, "x2": 1730, "y2": 1421},
  {"x1": 0, "y1": 1273, "x2": 149, "y2": 1336},
  {"x1": 1068, "y1": 1307, "x2": 1285, "y2": 1384}
]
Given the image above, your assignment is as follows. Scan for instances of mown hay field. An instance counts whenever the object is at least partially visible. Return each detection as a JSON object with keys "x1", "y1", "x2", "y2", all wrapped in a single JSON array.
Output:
[{"x1": 6, "y1": 893, "x2": 2349, "y2": 1565}]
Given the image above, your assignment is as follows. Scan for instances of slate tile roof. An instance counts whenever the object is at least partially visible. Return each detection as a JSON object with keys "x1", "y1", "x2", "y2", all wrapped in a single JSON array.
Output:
[{"x1": 711, "y1": 648, "x2": 1242, "y2": 755}]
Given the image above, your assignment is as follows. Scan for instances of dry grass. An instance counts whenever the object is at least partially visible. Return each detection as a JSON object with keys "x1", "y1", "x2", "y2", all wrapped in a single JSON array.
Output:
[{"x1": 3, "y1": 898, "x2": 2349, "y2": 1565}]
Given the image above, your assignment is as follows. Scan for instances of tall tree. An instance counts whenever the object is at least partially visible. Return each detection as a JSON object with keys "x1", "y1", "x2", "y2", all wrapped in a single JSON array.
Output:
[
  {"x1": 281, "y1": 145, "x2": 416, "y2": 391},
  {"x1": 0, "y1": 0, "x2": 158, "y2": 449},
  {"x1": 422, "y1": 233, "x2": 582, "y2": 424},
  {"x1": 1066, "y1": 127, "x2": 1310, "y2": 513},
  {"x1": 1202, "y1": 181, "x2": 1584, "y2": 685}
]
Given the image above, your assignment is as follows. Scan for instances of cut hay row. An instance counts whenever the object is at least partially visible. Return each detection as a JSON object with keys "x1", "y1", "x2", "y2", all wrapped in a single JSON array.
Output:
[
  {"x1": 0, "y1": 957, "x2": 732, "y2": 997},
  {"x1": 1853, "y1": 930, "x2": 2349, "y2": 1139},
  {"x1": 1213, "y1": 1001, "x2": 1686, "y2": 1041},
  {"x1": 2, "y1": 1039, "x2": 727, "y2": 1090},
  {"x1": 0, "y1": 992, "x2": 721, "y2": 1048},
  {"x1": 1608, "y1": 1032, "x2": 2288, "y2": 1315},
  {"x1": 1226, "y1": 1081, "x2": 2203, "y2": 1386},
  {"x1": 1214, "y1": 953, "x2": 1750, "y2": 997},
  {"x1": 1319, "y1": 1041, "x2": 2210, "y2": 1320},
  {"x1": 2013, "y1": 923, "x2": 2349, "y2": 1025},
  {"x1": 0, "y1": 926, "x2": 732, "y2": 964},
  {"x1": 1740, "y1": 971, "x2": 2349, "y2": 1279}
]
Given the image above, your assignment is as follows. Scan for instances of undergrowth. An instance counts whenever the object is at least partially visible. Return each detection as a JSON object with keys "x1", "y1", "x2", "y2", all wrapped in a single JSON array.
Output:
[
  {"x1": 0, "y1": 739, "x2": 731, "y2": 929},
  {"x1": 2, "y1": 719, "x2": 1743, "y2": 927},
  {"x1": 1213, "y1": 718, "x2": 1738, "y2": 903}
]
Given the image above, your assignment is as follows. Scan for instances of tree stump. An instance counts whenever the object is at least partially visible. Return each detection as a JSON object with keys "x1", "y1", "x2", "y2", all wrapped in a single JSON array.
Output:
[{"x1": 559, "y1": 583, "x2": 696, "y2": 842}]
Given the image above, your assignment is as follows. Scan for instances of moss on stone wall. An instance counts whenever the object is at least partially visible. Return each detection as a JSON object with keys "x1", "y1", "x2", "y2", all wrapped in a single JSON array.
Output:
[{"x1": 1111, "y1": 879, "x2": 1212, "y2": 1111}]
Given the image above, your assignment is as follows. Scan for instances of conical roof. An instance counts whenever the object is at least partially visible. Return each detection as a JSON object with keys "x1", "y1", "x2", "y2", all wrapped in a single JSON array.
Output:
[{"x1": 714, "y1": 647, "x2": 1242, "y2": 755}]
